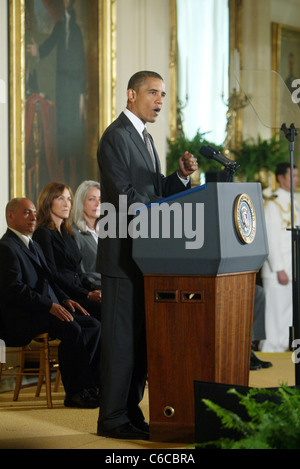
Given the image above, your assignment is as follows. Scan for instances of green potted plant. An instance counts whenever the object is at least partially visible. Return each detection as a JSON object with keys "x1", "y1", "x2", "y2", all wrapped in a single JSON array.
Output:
[
  {"x1": 196, "y1": 384, "x2": 300, "y2": 449},
  {"x1": 231, "y1": 133, "x2": 289, "y2": 183},
  {"x1": 166, "y1": 130, "x2": 222, "y2": 176}
]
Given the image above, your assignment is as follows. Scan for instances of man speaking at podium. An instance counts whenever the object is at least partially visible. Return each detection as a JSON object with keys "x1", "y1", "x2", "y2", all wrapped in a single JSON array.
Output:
[{"x1": 96, "y1": 71, "x2": 198, "y2": 439}]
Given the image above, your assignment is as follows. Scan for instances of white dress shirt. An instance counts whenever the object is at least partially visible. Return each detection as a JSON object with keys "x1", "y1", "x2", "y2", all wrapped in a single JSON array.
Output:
[{"x1": 8, "y1": 227, "x2": 31, "y2": 249}]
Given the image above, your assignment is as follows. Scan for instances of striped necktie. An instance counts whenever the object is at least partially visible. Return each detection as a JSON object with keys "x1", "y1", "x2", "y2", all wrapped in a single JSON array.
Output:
[
  {"x1": 143, "y1": 128, "x2": 156, "y2": 170},
  {"x1": 29, "y1": 239, "x2": 40, "y2": 264}
]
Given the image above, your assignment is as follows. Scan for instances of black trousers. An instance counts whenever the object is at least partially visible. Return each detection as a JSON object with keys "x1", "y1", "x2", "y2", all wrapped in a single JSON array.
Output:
[
  {"x1": 98, "y1": 274, "x2": 147, "y2": 430},
  {"x1": 53, "y1": 313, "x2": 101, "y2": 394},
  {"x1": 252, "y1": 284, "x2": 266, "y2": 342}
]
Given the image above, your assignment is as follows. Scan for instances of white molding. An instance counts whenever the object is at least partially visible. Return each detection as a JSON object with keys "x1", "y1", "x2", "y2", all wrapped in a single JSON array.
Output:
[{"x1": 0, "y1": 78, "x2": 6, "y2": 103}]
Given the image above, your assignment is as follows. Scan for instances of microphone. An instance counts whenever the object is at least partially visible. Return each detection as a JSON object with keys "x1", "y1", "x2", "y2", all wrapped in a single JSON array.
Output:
[{"x1": 199, "y1": 145, "x2": 240, "y2": 171}]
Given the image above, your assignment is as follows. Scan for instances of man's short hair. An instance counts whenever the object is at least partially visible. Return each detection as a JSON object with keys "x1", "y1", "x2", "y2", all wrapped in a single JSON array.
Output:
[
  {"x1": 5, "y1": 198, "x2": 27, "y2": 223},
  {"x1": 275, "y1": 162, "x2": 296, "y2": 181},
  {"x1": 6, "y1": 198, "x2": 21, "y2": 213},
  {"x1": 127, "y1": 71, "x2": 163, "y2": 91},
  {"x1": 6, "y1": 198, "x2": 25, "y2": 214}
]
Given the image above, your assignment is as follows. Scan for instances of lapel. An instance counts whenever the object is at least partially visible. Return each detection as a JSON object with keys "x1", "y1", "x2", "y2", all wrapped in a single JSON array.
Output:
[
  {"x1": 119, "y1": 113, "x2": 160, "y2": 192},
  {"x1": 52, "y1": 226, "x2": 80, "y2": 266},
  {"x1": 52, "y1": 227, "x2": 66, "y2": 250},
  {"x1": 85, "y1": 232, "x2": 97, "y2": 249},
  {"x1": 31, "y1": 240, "x2": 52, "y2": 272},
  {"x1": 4, "y1": 230, "x2": 49, "y2": 271}
]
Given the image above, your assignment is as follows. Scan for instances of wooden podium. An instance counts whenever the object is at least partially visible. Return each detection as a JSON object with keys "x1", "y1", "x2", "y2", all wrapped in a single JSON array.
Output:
[{"x1": 132, "y1": 183, "x2": 268, "y2": 443}]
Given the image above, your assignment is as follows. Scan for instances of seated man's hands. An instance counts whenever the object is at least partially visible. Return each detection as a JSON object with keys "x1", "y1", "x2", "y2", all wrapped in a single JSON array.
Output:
[
  {"x1": 50, "y1": 299, "x2": 90, "y2": 321},
  {"x1": 50, "y1": 303, "x2": 74, "y2": 322}
]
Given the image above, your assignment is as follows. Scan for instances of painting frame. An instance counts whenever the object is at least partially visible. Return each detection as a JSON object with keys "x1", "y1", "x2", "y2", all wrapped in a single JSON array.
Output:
[
  {"x1": 272, "y1": 22, "x2": 300, "y2": 180},
  {"x1": 9, "y1": 0, "x2": 116, "y2": 200}
]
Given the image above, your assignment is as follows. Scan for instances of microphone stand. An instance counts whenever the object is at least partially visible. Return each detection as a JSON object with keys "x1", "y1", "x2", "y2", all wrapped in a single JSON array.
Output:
[
  {"x1": 202, "y1": 147, "x2": 240, "y2": 182},
  {"x1": 223, "y1": 161, "x2": 240, "y2": 182},
  {"x1": 281, "y1": 122, "x2": 300, "y2": 386}
]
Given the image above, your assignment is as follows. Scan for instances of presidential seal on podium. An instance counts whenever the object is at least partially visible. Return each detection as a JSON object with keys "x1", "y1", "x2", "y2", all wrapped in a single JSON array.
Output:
[{"x1": 234, "y1": 193, "x2": 256, "y2": 244}]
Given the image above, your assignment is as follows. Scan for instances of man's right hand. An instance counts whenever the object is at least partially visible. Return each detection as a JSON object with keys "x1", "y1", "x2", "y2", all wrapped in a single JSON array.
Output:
[
  {"x1": 50, "y1": 303, "x2": 74, "y2": 322},
  {"x1": 277, "y1": 270, "x2": 289, "y2": 285}
]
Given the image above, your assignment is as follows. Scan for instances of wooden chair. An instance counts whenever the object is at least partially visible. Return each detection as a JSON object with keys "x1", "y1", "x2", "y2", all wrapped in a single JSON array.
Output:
[{"x1": 0, "y1": 333, "x2": 61, "y2": 408}]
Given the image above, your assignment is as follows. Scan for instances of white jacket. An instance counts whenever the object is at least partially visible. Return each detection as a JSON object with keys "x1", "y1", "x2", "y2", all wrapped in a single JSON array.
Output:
[{"x1": 261, "y1": 187, "x2": 300, "y2": 280}]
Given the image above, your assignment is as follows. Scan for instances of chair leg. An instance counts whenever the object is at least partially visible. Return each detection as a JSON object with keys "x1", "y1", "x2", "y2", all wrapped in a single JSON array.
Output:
[
  {"x1": 13, "y1": 347, "x2": 24, "y2": 401},
  {"x1": 35, "y1": 374, "x2": 43, "y2": 397},
  {"x1": 6, "y1": 334, "x2": 56, "y2": 408},
  {"x1": 35, "y1": 346, "x2": 44, "y2": 398},
  {"x1": 54, "y1": 369, "x2": 61, "y2": 392},
  {"x1": 43, "y1": 336, "x2": 52, "y2": 409}
]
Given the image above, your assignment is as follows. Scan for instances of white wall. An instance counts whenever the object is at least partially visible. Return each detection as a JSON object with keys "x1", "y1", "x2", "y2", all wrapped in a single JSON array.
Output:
[
  {"x1": 271, "y1": 0, "x2": 300, "y2": 27},
  {"x1": 116, "y1": 0, "x2": 170, "y2": 173},
  {"x1": 241, "y1": 0, "x2": 272, "y2": 141},
  {"x1": 0, "y1": 0, "x2": 9, "y2": 236}
]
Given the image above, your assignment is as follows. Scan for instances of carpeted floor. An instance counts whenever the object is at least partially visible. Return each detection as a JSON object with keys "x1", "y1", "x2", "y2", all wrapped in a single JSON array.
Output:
[{"x1": 0, "y1": 352, "x2": 296, "y2": 449}]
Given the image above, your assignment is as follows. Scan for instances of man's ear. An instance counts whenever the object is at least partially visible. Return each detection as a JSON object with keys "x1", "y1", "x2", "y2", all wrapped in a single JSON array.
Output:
[
  {"x1": 6, "y1": 211, "x2": 13, "y2": 223},
  {"x1": 276, "y1": 174, "x2": 283, "y2": 185},
  {"x1": 127, "y1": 88, "x2": 136, "y2": 102}
]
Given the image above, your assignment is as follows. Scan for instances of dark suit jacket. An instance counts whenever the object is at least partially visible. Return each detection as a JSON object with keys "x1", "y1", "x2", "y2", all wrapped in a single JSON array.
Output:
[
  {"x1": 33, "y1": 225, "x2": 94, "y2": 300},
  {"x1": 97, "y1": 111, "x2": 190, "y2": 278},
  {"x1": 0, "y1": 229, "x2": 68, "y2": 345}
]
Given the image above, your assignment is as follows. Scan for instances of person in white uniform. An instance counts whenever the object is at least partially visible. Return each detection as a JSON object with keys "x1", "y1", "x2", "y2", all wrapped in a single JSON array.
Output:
[{"x1": 260, "y1": 162, "x2": 299, "y2": 352}]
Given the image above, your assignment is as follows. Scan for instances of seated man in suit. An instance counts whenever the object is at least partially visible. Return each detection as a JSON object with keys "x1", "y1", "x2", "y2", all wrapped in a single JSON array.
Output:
[{"x1": 0, "y1": 197, "x2": 101, "y2": 408}]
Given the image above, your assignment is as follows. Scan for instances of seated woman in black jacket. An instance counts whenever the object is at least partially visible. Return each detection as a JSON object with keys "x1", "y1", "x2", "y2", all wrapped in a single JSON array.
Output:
[{"x1": 33, "y1": 181, "x2": 101, "y2": 320}]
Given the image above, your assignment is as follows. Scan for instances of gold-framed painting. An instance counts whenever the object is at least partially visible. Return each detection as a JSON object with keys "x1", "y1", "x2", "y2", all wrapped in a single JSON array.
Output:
[
  {"x1": 272, "y1": 22, "x2": 300, "y2": 174},
  {"x1": 9, "y1": 0, "x2": 116, "y2": 203}
]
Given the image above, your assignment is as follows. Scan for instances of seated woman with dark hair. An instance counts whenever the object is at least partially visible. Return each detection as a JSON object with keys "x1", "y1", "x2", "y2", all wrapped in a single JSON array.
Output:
[
  {"x1": 33, "y1": 182, "x2": 101, "y2": 320},
  {"x1": 71, "y1": 180, "x2": 101, "y2": 291}
]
